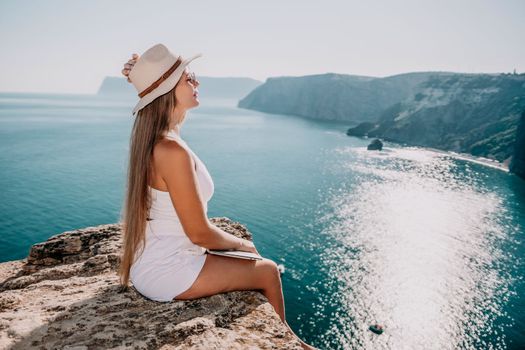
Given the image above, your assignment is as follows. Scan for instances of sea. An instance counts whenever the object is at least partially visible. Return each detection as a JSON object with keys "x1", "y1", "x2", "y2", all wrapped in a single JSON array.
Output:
[{"x1": 0, "y1": 92, "x2": 524, "y2": 350}]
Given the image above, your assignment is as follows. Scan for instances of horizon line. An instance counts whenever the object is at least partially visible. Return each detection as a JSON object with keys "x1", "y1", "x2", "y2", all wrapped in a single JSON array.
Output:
[{"x1": 1, "y1": 69, "x2": 523, "y2": 95}]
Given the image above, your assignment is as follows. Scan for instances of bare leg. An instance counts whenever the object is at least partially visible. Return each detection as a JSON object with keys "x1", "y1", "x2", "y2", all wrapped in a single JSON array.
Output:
[
  {"x1": 174, "y1": 254, "x2": 318, "y2": 349},
  {"x1": 261, "y1": 277, "x2": 318, "y2": 350}
]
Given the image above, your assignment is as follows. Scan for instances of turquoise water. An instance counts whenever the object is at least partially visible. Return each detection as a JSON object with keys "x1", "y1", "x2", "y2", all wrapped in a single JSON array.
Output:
[{"x1": 0, "y1": 92, "x2": 524, "y2": 349}]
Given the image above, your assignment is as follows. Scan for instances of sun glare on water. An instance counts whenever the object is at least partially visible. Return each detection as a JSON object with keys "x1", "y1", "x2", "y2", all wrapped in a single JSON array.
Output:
[{"x1": 315, "y1": 146, "x2": 519, "y2": 349}]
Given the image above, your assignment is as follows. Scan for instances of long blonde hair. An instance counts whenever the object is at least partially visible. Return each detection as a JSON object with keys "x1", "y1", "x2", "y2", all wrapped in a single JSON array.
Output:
[{"x1": 118, "y1": 84, "x2": 185, "y2": 288}]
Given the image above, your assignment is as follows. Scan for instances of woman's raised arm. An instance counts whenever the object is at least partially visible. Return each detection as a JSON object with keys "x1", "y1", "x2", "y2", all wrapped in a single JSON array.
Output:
[{"x1": 121, "y1": 53, "x2": 139, "y2": 83}]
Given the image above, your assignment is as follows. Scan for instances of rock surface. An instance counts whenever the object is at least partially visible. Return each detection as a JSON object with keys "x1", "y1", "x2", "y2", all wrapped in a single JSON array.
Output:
[{"x1": 0, "y1": 218, "x2": 302, "y2": 349}]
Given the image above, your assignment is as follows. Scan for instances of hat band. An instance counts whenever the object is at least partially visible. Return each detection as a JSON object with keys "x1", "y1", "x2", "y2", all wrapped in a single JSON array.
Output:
[{"x1": 138, "y1": 57, "x2": 183, "y2": 98}]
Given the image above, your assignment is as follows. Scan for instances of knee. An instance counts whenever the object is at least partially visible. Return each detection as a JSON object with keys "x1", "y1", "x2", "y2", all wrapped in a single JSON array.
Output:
[{"x1": 259, "y1": 258, "x2": 281, "y2": 284}]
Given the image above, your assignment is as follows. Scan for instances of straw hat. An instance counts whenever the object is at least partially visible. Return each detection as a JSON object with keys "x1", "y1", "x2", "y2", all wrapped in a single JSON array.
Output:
[{"x1": 128, "y1": 43, "x2": 202, "y2": 116}]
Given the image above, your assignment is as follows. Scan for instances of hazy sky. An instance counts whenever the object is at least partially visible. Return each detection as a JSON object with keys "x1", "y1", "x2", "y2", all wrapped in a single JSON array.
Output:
[{"x1": 0, "y1": 0, "x2": 524, "y2": 94}]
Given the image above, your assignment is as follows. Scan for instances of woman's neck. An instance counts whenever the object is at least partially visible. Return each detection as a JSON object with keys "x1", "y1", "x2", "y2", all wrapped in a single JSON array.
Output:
[{"x1": 168, "y1": 125, "x2": 181, "y2": 137}]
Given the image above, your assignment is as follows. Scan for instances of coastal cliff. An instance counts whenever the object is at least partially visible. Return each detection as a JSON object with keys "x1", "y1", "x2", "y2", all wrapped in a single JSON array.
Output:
[
  {"x1": 0, "y1": 218, "x2": 302, "y2": 349},
  {"x1": 510, "y1": 109, "x2": 525, "y2": 179},
  {"x1": 238, "y1": 72, "x2": 443, "y2": 123},
  {"x1": 239, "y1": 71, "x2": 525, "y2": 166},
  {"x1": 346, "y1": 73, "x2": 525, "y2": 164}
]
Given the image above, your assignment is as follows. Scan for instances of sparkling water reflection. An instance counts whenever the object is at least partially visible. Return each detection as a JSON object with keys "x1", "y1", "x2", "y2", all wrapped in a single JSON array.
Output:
[{"x1": 317, "y1": 146, "x2": 520, "y2": 349}]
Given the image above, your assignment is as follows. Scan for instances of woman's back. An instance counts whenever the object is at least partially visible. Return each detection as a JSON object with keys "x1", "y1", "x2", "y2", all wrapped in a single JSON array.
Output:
[
  {"x1": 129, "y1": 130, "x2": 214, "y2": 302},
  {"x1": 149, "y1": 130, "x2": 214, "y2": 216}
]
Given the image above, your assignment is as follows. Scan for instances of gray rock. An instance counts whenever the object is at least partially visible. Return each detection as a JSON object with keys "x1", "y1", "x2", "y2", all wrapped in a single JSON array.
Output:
[{"x1": 367, "y1": 139, "x2": 383, "y2": 151}]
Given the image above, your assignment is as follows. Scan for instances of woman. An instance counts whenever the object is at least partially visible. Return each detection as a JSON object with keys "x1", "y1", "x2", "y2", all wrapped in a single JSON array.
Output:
[{"x1": 118, "y1": 43, "x2": 317, "y2": 350}]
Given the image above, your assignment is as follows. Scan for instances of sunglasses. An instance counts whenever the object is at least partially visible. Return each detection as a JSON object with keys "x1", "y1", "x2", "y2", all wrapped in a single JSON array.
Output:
[{"x1": 186, "y1": 72, "x2": 199, "y2": 85}]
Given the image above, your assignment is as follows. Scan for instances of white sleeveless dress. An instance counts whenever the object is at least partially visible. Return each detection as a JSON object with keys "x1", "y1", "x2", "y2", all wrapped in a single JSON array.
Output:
[{"x1": 130, "y1": 130, "x2": 215, "y2": 302}]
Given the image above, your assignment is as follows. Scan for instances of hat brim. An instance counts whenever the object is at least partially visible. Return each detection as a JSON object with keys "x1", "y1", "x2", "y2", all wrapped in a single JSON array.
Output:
[{"x1": 132, "y1": 53, "x2": 203, "y2": 116}]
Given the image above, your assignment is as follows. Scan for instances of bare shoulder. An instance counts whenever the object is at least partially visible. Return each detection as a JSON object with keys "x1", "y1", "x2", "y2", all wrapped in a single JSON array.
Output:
[
  {"x1": 151, "y1": 138, "x2": 208, "y2": 243},
  {"x1": 153, "y1": 138, "x2": 193, "y2": 176},
  {"x1": 154, "y1": 138, "x2": 188, "y2": 159}
]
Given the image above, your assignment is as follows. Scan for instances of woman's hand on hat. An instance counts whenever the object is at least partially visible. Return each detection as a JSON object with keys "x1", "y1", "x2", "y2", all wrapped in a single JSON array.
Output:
[{"x1": 121, "y1": 53, "x2": 139, "y2": 83}]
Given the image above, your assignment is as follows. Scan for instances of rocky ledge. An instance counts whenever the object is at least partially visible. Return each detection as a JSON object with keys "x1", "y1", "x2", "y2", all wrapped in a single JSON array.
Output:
[{"x1": 0, "y1": 218, "x2": 302, "y2": 349}]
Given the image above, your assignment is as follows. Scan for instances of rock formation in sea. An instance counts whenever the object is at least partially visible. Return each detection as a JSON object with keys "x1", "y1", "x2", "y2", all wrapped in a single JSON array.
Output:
[
  {"x1": 0, "y1": 218, "x2": 302, "y2": 349},
  {"x1": 510, "y1": 109, "x2": 525, "y2": 179},
  {"x1": 367, "y1": 139, "x2": 383, "y2": 151}
]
